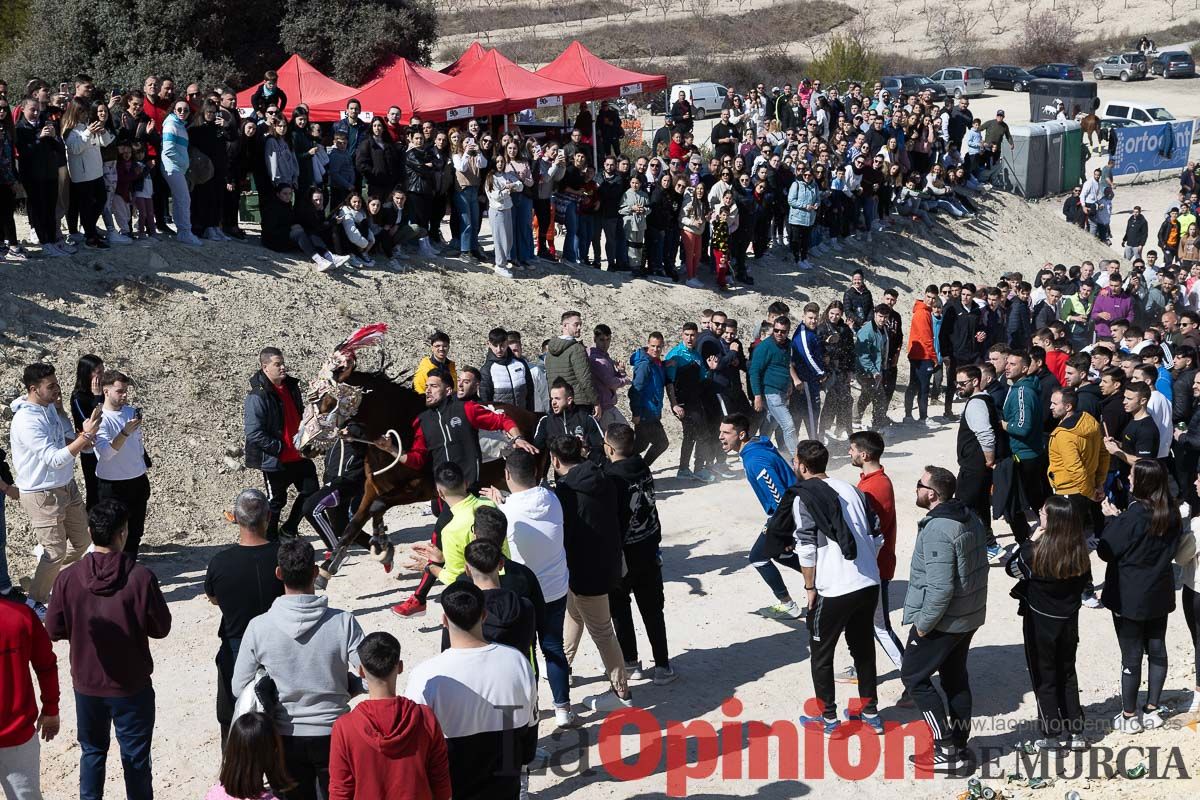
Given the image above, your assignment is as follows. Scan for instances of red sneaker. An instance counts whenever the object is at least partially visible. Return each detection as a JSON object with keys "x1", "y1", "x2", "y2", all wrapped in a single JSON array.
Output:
[{"x1": 391, "y1": 595, "x2": 427, "y2": 618}]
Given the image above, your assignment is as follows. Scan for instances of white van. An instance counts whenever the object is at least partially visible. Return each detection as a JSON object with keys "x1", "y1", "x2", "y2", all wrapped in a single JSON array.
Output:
[
  {"x1": 1100, "y1": 100, "x2": 1175, "y2": 124},
  {"x1": 669, "y1": 81, "x2": 728, "y2": 120}
]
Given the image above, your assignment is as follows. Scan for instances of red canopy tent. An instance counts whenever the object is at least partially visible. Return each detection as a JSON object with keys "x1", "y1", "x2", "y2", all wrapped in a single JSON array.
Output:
[
  {"x1": 309, "y1": 59, "x2": 503, "y2": 124},
  {"x1": 441, "y1": 49, "x2": 590, "y2": 113},
  {"x1": 535, "y1": 41, "x2": 668, "y2": 101},
  {"x1": 236, "y1": 55, "x2": 357, "y2": 123},
  {"x1": 440, "y1": 41, "x2": 489, "y2": 76},
  {"x1": 367, "y1": 55, "x2": 451, "y2": 85}
]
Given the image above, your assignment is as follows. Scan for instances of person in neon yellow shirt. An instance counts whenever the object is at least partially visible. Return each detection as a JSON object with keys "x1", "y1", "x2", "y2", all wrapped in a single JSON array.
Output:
[{"x1": 408, "y1": 462, "x2": 508, "y2": 587}]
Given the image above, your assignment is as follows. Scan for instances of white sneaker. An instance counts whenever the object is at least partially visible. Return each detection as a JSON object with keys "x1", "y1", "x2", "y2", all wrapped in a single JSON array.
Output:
[
  {"x1": 585, "y1": 690, "x2": 635, "y2": 713},
  {"x1": 494, "y1": 265, "x2": 514, "y2": 278},
  {"x1": 41, "y1": 242, "x2": 67, "y2": 258},
  {"x1": 107, "y1": 231, "x2": 133, "y2": 245},
  {"x1": 312, "y1": 254, "x2": 334, "y2": 272},
  {"x1": 1141, "y1": 707, "x2": 1165, "y2": 729},
  {"x1": 1112, "y1": 712, "x2": 1143, "y2": 734},
  {"x1": 330, "y1": 254, "x2": 353, "y2": 270},
  {"x1": 554, "y1": 705, "x2": 580, "y2": 728},
  {"x1": 202, "y1": 227, "x2": 223, "y2": 241},
  {"x1": 178, "y1": 232, "x2": 204, "y2": 247},
  {"x1": 924, "y1": 417, "x2": 940, "y2": 429}
]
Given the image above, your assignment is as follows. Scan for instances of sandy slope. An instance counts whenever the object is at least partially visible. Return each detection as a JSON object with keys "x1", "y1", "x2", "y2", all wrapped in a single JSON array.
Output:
[{"x1": 2, "y1": 187, "x2": 1198, "y2": 797}]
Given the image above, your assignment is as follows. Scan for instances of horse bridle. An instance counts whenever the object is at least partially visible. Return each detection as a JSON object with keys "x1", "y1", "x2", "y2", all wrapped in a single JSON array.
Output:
[{"x1": 300, "y1": 378, "x2": 407, "y2": 475}]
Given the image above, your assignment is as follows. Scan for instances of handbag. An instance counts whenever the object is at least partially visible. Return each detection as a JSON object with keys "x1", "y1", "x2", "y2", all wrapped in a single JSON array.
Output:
[{"x1": 231, "y1": 667, "x2": 279, "y2": 724}]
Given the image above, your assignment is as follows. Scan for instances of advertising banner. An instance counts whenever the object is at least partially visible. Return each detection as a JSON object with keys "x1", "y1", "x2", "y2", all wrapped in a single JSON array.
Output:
[{"x1": 1113, "y1": 120, "x2": 1194, "y2": 175}]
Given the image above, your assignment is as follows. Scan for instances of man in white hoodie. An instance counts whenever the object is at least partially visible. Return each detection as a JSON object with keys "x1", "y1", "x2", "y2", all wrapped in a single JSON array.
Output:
[
  {"x1": 481, "y1": 448, "x2": 573, "y2": 727},
  {"x1": 232, "y1": 539, "x2": 365, "y2": 800},
  {"x1": 10, "y1": 363, "x2": 101, "y2": 607}
]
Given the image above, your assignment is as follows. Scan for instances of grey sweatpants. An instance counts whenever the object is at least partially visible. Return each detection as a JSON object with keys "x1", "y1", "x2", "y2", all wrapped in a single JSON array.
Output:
[
  {"x1": 0, "y1": 735, "x2": 42, "y2": 799},
  {"x1": 490, "y1": 207, "x2": 513, "y2": 268}
]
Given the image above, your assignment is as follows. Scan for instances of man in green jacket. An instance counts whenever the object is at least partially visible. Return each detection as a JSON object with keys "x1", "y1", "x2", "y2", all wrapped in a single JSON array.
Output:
[
  {"x1": 749, "y1": 315, "x2": 798, "y2": 457},
  {"x1": 1001, "y1": 350, "x2": 1045, "y2": 543},
  {"x1": 546, "y1": 310, "x2": 600, "y2": 415},
  {"x1": 854, "y1": 305, "x2": 890, "y2": 429},
  {"x1": 901, "y1": 466, "x2": 988, "y2": 773}
]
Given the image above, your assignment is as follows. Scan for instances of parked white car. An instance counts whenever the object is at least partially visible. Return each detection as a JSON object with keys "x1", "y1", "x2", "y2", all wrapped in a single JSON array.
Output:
[{"x1": 669, "y1": 81, "x2": 728, "y2": 120}]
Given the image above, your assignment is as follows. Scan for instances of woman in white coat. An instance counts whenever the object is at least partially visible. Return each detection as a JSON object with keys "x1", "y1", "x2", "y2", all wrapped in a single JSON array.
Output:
[{"x1": 62, "y1": 99, "x2": 115, "y2": 249}]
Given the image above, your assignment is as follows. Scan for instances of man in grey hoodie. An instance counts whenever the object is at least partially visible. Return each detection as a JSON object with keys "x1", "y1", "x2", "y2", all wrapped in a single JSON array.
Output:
[
  {"x1": 900, "y1": 466, "x2": 988, "y2": 773},
  {"x1": 232, "y1": 539, "x2": 365, "y2": 800}
]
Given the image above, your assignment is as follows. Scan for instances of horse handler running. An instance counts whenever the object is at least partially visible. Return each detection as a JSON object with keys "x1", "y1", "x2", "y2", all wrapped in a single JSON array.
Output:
[{"x1": 378, "y1": 368, "x2": 539, "y2": 617}]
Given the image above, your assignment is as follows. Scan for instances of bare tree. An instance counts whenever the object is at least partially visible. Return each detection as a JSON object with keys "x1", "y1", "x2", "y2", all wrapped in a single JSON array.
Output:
[
  {"x1": 653, "y1": 0, "x2": 675, "y2": 17},
  {"x1": 689, "y1": 0, "x2": 717, "y2": 17},
  {"x1": 1088, "y1": 0, "x2": 1104, "y2": 22},
  {"x1": 1020, "y1": 0, "x2": 1039, "y2": 20},
  {"x1": 1059, "y1": 0, "x2": 1086, "y2": 25},
  {"x1": 928, "y1": 0, "x2": 981, "y2": 60},
  {"x1": 886, "y1": 0, "x2": 909, "y2": 42},
  {"x1": 620, "y1": 2, "x2": 636, "y2": 22},
  {"x1": 987, "y1": 0, "x2": 1011, "y2": 33},
  {"x1": 1166, "y1": 0, "x2": 1181, "y2": 17},
  {"x1": 845, "y1": 1, "x2": 876, "y2": 48},
  {"x1": 732, "y1": 0, "x2": 752, "y2": 11}
]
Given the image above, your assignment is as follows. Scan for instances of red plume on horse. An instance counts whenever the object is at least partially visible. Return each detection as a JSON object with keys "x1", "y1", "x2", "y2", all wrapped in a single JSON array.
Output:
[{"x1": 297, "y1": 324, "x2": 543, "y2": 585}]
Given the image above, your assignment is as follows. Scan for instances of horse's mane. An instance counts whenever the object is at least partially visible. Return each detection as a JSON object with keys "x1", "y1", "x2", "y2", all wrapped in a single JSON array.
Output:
[{"x1": 347, "y1": 365, "x2": 414, "y2": 391}]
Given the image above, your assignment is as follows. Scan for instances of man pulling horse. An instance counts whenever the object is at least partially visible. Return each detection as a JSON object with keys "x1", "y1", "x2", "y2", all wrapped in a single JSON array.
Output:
[{"x1": 297, "y1": 325, "x2": 541, "y2": 591}]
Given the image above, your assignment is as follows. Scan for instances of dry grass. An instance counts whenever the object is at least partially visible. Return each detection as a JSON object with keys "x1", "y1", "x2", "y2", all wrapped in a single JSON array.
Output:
[
  {"x1": 438, "y1": 0, "x2": 634, "y2": 38},
  {"x1": 455, "y1": 0, "x2": 856, "y2": 67}
]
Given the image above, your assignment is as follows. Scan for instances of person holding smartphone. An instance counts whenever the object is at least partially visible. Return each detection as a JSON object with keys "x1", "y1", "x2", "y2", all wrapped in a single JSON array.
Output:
[{"x1": 93, "y1": 370, "x2": 152, "y2": 560}]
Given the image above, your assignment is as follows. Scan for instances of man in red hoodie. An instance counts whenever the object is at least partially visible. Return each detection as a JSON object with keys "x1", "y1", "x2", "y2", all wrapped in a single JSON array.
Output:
[
  {"x1": 0, "y1": 593, "x2": 59, "y2": 797},
  {"x1": 46, "y1": 499, "x2": 171, "y2": 800},
  {"x1": 328, "y1": 631, "x2": 451, "y2": 800}
]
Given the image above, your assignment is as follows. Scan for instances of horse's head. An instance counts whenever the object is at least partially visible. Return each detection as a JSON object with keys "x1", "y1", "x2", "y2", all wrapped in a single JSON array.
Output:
[{"x1": 297, "y1": 378, "x2": 369, "y2": 457}]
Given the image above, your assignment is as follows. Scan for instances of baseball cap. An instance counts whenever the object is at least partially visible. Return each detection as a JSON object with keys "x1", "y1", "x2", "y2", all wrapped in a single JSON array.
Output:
[{"x1": 996, "y1": 109, "x2": 1005, "y2": 116}]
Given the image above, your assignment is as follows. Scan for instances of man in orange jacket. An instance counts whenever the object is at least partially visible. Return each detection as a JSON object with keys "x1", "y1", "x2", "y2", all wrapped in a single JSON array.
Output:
[{"x1": 904, "y1": 285, "x2": 940, "y2": 427}]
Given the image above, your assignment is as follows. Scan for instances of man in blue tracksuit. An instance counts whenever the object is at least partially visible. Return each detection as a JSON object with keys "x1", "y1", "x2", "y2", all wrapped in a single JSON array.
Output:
[
  {"x1": 718, "y1": 412, "x2": 805, "y2": 620},
  {"x1": 791, "y1": 301, "x2": 826, "y2": 441},
  {"x1": 630, "y1": 333, "x2": 669, "y2": 467}
]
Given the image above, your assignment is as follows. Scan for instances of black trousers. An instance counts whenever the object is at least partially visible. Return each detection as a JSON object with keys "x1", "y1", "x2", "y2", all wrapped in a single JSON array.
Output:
[
  {"x1": 901, "y1": 627, "x2": 976, "y2": 747},
  {"x1": 941, "y1": 358, "x2": 958, "y2": 415},
  {"x1": 280, "y1": 734, "x2": 332, "y2": 800},
  {"x1": 221, "y1": 182, "x2": 241, "y2": 232},
  {"x1": 23, "y1": 178, "x2": 59, "y2": 244},
  {"x1": 190, "y1": 177, "x2": 222, "y2": 233},
  {"x1": 610, "y1": 539, "x2": 670, "y2": 669},
  {"x1": 1183, "y1": 585, "x2": 1200, "y2": 686},
  {"x1": 882, "y1": 362, "x2": 899, "y2": 411},
  {"x1": 71, "y1": 177, "x2": 107, "y2": 239},
  {"x1": 956, "y1": 466, "x2": 993, "y2": 544},
  {"x1": 0, "y1": 183, "x2": 18, "y2": 243},
  {"x1": 413, "y1": 501, "x2": 455, "y2": 603},
  {"x1": 80, "y1": 451, "x2": 100, "y2": 510},
  {"x1": 151, "y1": 161, "x2": 170, "y2": 230},
  {"x1": 533, "y1": 196, "x2": 553, "y2": 255},
  {"x1": 787, "y1": 222, "x2": 811, "y2": 261},
  {"x1": 1023, "y1": 610, "x2": 1084, "y2": 739},
  {"x1": 263, "y1": 460, "x2": 319, "y2": 540},
  {"x1": 302, "y1": 483, "x2": 366, "y2": 553},
  {"x1": 634, "y1": 418, "x2": 669, "y2": 468},
  {"x1": 1006, "y1": 456, "x2": 1047, "y2": 544},
  {"x1": 215, "y1": 639, "x2": 239, "y2": 747},
  {"x1": 809, "y1": 585, "x2": 880, "y2": 718},
  {"x1": 1113, "y1": 613, "x2": 1168, "y2": 714},
  {"x1": 98, "y1": 474, "x2": 151, "y2": 560}
]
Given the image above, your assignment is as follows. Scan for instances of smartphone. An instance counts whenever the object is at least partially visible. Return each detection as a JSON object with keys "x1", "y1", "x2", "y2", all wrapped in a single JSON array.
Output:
[{"x1": 60, "y1": 82, "x2": 71, "y2": 95}]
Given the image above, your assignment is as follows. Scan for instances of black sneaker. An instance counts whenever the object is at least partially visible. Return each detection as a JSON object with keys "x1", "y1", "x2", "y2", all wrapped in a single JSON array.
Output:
[
  {"x1": 158, "y1": 223, "x2": 176, "y2": 235},
  {"x1": 908, "y1": 745, "x2": 970, "y2": 774},
  {"x1": 224, "y1": 228, "x2": 247, "y2": 240}
]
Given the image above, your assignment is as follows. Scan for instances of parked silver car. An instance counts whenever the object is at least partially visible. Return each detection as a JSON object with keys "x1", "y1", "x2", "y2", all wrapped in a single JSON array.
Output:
[
  {"x1": 928, "y1": 66, "x2": 986, "y2": 98},
  {"x1": 1092, "y1": 53, "x2": 1148, "y2": 81}
]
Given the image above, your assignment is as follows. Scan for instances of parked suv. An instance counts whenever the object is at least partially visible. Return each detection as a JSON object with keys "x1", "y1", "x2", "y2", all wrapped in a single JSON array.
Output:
[
  {"x1": 928, "y1": 66, "x2": 986, "y2": 97},
  {"x1": 668, "y1": 81, "x2": 728, "y2": 120},
  {"x1": 1150, "y1": 51, "x2": 1197, "y2": 77},
  {"x1": 1029, "y1": 63, "x2": 1084, "y2": 81},
  {"x1": 1100, "y1": 100, "x2": 1176, "y2": 123},
  {"x1": 983, "y1": 65, "x2": 1036, "y2": 91},
  {"x1": 1092, "y1": 53, "x2": 1148, "y2": 81},
  {"x1": 881, "y1": 74, "x2": 947, "y2": 102}
]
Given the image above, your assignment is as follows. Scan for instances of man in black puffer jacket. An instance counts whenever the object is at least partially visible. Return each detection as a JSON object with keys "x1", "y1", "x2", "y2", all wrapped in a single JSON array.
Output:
[
  {"x1": 533, "y1": 379, "x2": 605, "y2": 465},
  {"x1": 479, "y1": 327, "x2": 534, "y2": 410},
  {"x1": 604, "y1": 424, "x2": 675, "y2": 683},
  {"x1": 243, "y1": 347, "x2": 319, "y2": 539},
  {"x1": 403, "y1": 131, "x2": 437, "y2": 237}
]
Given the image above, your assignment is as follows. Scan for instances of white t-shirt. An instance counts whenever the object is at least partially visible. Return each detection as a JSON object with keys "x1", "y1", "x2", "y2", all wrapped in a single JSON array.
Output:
[
  {"x1": 1147, "y1": 390, "x2": 1172, "y2": 458},
  {"x1": 502, "y1": 486, "x2": 569, "y2": 603},
  {"x1": 94, "y1": 406, "x2": 148, "y2": 481},
  {"x1": 404, "y1": 643, "x2": 537, "y2": 738},
  {"x1": 792, "y1": 477, "x2": 882, "y2": 598}
]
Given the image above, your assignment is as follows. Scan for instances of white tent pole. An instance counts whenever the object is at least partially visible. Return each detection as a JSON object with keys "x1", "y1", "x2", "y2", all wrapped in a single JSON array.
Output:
[{"x1": 591, "y1": 100, "x2": 598, "y2": 168}]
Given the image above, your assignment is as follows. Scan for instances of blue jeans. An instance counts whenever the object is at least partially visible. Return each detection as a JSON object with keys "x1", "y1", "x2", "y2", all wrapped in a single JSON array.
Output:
[
  {"x1": 0, "y1": 498, "x2": 10, "y2": 593},
  {"x1": 540, "y1": 595, "x2": 571, "y2": 706},
  {"x1": 576, "y1": 215, "x2": 595, "y2": 264},
  {"x1": 559, "y1": 199, "x2": 579, "y2": 263},
  {"x1": 905, "y1": 359, "x2": 936, "y2": 419},
  {"x1": 77, "y1": 685, "x2": 155, "y2": 800},
  {"x1": 452, "y1": 186, "x2": 480, "y2": 254},
  {"x1": 645, "y1": 227, "x2": 664, "y2": 273},
  {"x1": 760, "y1": 392, "x2": 799, "y2": 457},
  {"x1": 749, "y1": 531, "x2": 803, "y2": 600},
  {"x1": 511, "y1": 192, "x2": 534, "y2": 262}
]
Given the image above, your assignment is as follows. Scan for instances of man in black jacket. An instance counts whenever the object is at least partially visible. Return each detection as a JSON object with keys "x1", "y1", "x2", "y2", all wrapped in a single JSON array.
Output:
[
  {"x1": 479, "y1": 328, "x2": 534, "y2": 410},
  {"x1": 403, "y1": 131, "x2": 436, "y2": 237},
  {"x1": 14, "y1": 98, "x2": 65, "y2": 252},
  {"x1": 1122, "y1": 205, "x2": 1148, "y2": 262},
  {"x1": 842, "y1": 270, "x2": 874, "y2": 330},
  {"x1": 249, "y1": 70, "x2": 288, "y2": 116},
  {"x1": 604, "y1": 424, "x2": 674, "y2": 685},
  {"x1": 551, "y1": 435, "x2": 632, "y2": 711},
  {"x1": 597, "y1": 157, "x2": 628, "y2": 271},
  {"x1": 533, "y1": 379, "x2": 606, "y2": 465},
  {"x1": 243, "y1": 347, "x2": 318, "y2": 540},
  {"x1": 1173, "y1": 371, "x2": 1200, "y2": 515}
]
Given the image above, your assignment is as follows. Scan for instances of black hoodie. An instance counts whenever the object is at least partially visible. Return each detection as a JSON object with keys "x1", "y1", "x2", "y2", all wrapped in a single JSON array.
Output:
[
  {"x1": 555, "y1": 460, "x2": 622, "y2": 596},
  {"x1": 440, "y1": 586, "x2": 535, "y2": 657},
  {"x1": 604, "y1": 454, "x2": 662, "y2": 548}
]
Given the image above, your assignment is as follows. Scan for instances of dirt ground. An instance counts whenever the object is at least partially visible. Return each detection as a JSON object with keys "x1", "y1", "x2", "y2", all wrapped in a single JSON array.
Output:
[{"x1": 3, "y1": 177, "x2": 1200, "y2": 797}]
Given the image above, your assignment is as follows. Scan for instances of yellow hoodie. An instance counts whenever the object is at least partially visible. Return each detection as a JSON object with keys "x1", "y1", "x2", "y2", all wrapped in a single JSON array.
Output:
[
  {"x1": 413, "y1": 356, "x2": 458, "y2": 394},
  {"x1": 1047, "y1": 411, "x2": 1108, "y2": 497}
]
